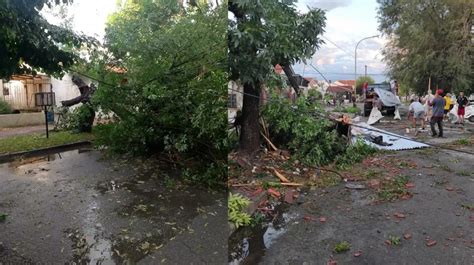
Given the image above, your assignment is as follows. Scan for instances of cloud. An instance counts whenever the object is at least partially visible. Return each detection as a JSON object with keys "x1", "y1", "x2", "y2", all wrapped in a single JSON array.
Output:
[{"x1": 298, "y1": 0, "x2": 352, "y2": 11}]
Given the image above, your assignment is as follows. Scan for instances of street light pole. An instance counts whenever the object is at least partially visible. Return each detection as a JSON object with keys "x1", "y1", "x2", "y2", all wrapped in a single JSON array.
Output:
[{"x1": 354, "y1": 35, "x2": 378, "y2": 91}]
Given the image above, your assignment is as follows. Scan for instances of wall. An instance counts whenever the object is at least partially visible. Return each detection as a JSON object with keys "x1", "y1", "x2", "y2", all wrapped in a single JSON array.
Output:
[
  {"x1": 0, "y1": 112, "x2": 44, "y2": 127},
  {"x1": 51, "y1": 73, "x2": 94, "y2": 110}
]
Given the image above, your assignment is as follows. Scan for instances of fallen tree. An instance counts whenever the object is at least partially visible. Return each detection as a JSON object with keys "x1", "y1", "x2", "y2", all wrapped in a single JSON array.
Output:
[{"x1": 61, "y1": 75, "x2": 96, "y2": 133}]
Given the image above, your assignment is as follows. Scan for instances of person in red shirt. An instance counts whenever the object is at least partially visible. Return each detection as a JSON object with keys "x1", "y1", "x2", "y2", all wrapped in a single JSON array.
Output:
[{"x1": 456, "y1": 91, "x2": 469, "y2": 125}]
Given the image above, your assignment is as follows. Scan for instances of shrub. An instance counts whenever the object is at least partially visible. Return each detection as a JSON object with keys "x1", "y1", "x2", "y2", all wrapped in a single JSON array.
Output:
[
  {"x1": 262, "y1": 93, "x2": 347, "y2": 166},
  {"x1": 335, "y1": 139, "x2": 377, "y2": 169},
  {"x1": 0, "y1": 99, "x2": 12, "y2": 114},
  {"x1": 228, "y1": 193, "x2": 252, "y2": 228}
]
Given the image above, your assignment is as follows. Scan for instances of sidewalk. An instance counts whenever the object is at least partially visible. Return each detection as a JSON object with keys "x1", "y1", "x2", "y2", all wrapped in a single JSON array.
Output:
[{"x1": 0, "y1": 125, "x2": 45, "y2": 139}]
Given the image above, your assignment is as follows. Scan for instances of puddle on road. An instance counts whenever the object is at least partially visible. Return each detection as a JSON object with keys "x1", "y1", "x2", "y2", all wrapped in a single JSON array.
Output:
[
  {"x1": 229, "y1": 204, "x2": 298, "y2": 264},
  {"x1": 1, "y1": 147, "x2": 221, "y2": 264}
]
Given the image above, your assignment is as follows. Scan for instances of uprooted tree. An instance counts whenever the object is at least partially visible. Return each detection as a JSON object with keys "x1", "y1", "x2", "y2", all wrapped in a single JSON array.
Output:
[
  {"x1": 228, "y1": 0, "x2": 326, "y2": 154},
  {"x1": 60, "y1": 75, "x2": 96, "y2": 132},
  {"x1": 75, "y1": 1, "x2": 227, "y2": 186}
]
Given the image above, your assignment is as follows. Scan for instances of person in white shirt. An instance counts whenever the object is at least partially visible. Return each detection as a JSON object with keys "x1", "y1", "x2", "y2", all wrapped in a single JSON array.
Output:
[{"x1": 408, "y1": 98, "x2": 425, "y2": 130}]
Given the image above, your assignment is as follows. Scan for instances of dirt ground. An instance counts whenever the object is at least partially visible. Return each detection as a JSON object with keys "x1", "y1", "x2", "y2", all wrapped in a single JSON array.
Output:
[
  {"x1": 229, "y1": 107, "x2": 474, "y2": 265},
  {"x1": 0, "y1": 149, "x2": 227, "y2": 264}
]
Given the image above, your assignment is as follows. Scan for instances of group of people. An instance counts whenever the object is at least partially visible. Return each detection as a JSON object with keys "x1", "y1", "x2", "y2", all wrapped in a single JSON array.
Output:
[{"x1": 408, "y1": 90, "x2": 469, "y2": 137}]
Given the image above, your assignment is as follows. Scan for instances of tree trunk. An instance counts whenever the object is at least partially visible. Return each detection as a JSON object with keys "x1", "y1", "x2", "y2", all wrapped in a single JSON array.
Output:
[
  {"x1": 61, "y1": 76, "x2": 96, "y2": 133},
  {"x1": 239, "y1": 82, "x2": 261, "y2": 154},
  {"x1": 282, "y1": 64, "x2": 300, "y2": 96}
]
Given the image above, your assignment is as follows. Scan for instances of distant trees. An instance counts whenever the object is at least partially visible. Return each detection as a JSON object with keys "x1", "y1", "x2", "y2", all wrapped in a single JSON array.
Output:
[
  {"x1": 377, "y1": 0, "x2": 473, "y2": 95},
  {"x1": 355, "y1": 76, "x2": 375, "y2": 94}
]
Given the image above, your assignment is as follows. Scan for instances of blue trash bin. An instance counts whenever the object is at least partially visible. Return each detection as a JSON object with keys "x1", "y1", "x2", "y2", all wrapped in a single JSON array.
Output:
[{"x1": 47, "y1": 111, "x2": 54, "y2": 123}]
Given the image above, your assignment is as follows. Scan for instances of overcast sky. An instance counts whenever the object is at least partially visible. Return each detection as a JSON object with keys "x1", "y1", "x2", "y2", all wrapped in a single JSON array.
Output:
[
  {"x1": 42, "y1": 0, "x2": 388, "y2": 83},
  {"x1": 295, "y1": 0, "x2": 388, "y2": 82}
]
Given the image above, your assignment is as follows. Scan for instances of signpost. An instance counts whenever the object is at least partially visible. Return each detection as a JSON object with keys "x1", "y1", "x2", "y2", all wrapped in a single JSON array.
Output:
[{"x1": 34, "y1": 92, "x2": 55, "y2": 138}]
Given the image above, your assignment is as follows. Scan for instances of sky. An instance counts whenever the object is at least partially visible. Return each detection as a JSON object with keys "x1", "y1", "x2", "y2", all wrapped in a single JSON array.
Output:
[
  {"x1": 42, "y1": 0, "x2": 118, "y2": 41},
  {"x1": 294, "y1": 0, "x2": 388, "y2": 83},
  {"x1": 42, "y1": 0, "x2": 388, "y2": 83}
]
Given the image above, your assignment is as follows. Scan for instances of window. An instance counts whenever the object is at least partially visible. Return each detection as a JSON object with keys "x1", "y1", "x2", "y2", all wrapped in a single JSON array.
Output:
[{"x1": 228, "y1": 94, "x2": 237, "y2": 108}]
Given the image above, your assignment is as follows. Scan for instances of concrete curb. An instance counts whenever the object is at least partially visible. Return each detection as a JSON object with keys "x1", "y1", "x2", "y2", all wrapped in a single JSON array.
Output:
[{"x1": 0, "y1": 141, "x2": 92, "y2": 163}]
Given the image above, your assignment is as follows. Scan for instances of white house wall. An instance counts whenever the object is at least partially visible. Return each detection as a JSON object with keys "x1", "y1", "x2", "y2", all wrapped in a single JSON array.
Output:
[{"x1": 51, "y1": 74, "x2": 94, "y2": 110}]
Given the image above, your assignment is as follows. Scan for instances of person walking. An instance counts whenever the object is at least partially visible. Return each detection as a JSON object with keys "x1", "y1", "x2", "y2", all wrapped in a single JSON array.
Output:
[
  {"x1": 408, "y1": 98, "x2": 425, "y2": 130},
  {"x1": 429, "y1": 89, "x2": 446, "y2": 137},
  {"x1": 456, "y1": 91, "x2": 469, "y2": 125},
  {"x1": 443, "y1": 93, "x2": 452, "y2": 121}
]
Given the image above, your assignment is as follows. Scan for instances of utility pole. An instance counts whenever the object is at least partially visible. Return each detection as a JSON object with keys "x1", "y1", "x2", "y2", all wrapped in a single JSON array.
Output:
[{"x1": 365, "y1": 65, "x2": 367, "y2": 77}]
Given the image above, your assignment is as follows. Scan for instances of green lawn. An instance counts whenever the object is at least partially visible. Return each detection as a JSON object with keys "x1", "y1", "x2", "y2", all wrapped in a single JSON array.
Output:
[{"x1": 0, "y1": 131, "x2": 95, "y2": 154}]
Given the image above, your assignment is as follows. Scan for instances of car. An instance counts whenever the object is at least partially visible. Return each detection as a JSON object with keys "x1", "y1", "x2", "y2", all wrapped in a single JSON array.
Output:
[{"x1": 363, "y1": 83, "x2": 399, "y2": 117}]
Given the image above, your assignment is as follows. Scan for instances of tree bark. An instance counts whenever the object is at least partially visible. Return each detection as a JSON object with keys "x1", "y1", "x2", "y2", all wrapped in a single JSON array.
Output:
[
  {"x1": 60, "y1": 76, "x2": 96, "y2": 133},
  {"x1": 282, "y1": 64, "x2": 301, "y2": 96},
  {"x1": 239, "y1": 82, "x2": 261, "y2": 154}
]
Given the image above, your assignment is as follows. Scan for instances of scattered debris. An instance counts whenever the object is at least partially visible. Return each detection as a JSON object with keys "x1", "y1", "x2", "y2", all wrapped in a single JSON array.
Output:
[
  {"x1": 403, "y1": 233, "x2": 412, "y2": 240},
  {"x1": 0, "y1": 213, "x2": 7, "y2": 222},
  {"x1": 394, "y1": 212, "x2": 406, "y2": 219},
  {"x1": 426, "y1": 239, "x2": 437, "y2": 247},
  {"x1": 333, "y1": 241, "x2": 351, "y2": 253},
  {"x1": 353, "y1": 250, "x2": 362, "y2": 257},
  {"x1": 272, "y1": 168, "x2": 290, "y2": 183},
  {"x1": 345, "y1": 183, "x2": 366, "y2": 190}
]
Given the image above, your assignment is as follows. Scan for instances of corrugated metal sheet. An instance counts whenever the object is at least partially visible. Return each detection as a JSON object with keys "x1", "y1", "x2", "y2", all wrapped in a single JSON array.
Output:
[{"x1": 351, "y1": 122, "x2": 430, "y2": 151}]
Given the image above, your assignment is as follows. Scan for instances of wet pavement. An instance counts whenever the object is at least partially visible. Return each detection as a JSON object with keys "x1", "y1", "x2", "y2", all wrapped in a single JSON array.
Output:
[
  {"x1": 0, "y1": 149, "x2": 227, "y2": 264},
  {"x1": 229, "y1": 109, "x2": 474, "y2": 264}
]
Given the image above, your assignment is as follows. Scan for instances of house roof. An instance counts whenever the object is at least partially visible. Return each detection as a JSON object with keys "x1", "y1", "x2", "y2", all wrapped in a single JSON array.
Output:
[
  {"x1": 274, "y1": 64, "x2": 283, "y2": 74},
  {"x1": 327, "y1": 85, "x2": 353, "y2": 94},
  {"x1": 303, "y1": 77, "x2": 317, "y2": 83},
  {"x1": 336, "y1": 80, "x2": 355, "y2": 86},
  {"x1": 105, "y1": 64, "x2": 127, "y2": 74}
]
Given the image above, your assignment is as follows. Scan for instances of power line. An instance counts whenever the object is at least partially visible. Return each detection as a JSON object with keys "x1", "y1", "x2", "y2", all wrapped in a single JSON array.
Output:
[{"x1": 321, "y1": 36, "x2": 354, "y2": 58}]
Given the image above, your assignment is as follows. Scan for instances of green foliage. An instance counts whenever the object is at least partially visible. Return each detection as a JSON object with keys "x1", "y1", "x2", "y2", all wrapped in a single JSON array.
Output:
[
  {"x1": 262, "y1": 93, "x2": 346, "y2": 166},
  {"x1": 163, "y1": 175, "x2": 176, "y2": 189},
  {"x1": 0, "y1": 0, "x2": 95, "y2": 78},
  {"x1": 377, "y1": 0, "x2": 473, "y2": 94},
  {"x1": 333, "y1": 241, "x2": 351, "y2": 253},
  {"x1": 356, "y1": 76, "x2": 375, "y2": 89},
  {"x1": 333, "y1": 106, "x2": 361, "y2": 114},
  {"x1": 344, "y1": 106, "x2": 361, "y2": 114},
  {"x1": 377, "y1": 175, "x2": 410, "y2": 202},
  {"x1": 0, "y1": 99, "x2": 12, "y2": 114},
  {"x1": 251, "y1": 212, "x2": 265, "y2": 227},
  {"x1": 261, "y1": 181, "x2": 282, "y2": 190},
  {"x1": 228, "y1": 193, "x2": 252, "y2": 228},
  {"x1": 82, "y1": 2, "x2": 227, "y2": 185},
  {"x1": 181, "y1": 162, "x2": 227, "y2": 188},
  {"x1": 454, "y1": 138, "x2": 470, "y2": 145},
  {"x1": 388, "y1": 235, "x2": 401, "y2": 246},
  {"x1": 229, "y1": 0, "x2": 326, "y2": 152},
  {"x1": 0, "y1": 213, "x2": 7, "y2": 222},
  {"x1": 335, "y1": 139, "x2": 377, "y2": 169},
  {"x1": 58, "y1": 104, "x2": 95, "y2": 132},
  {"x1": 229, "y1": 0, "x2": 326, "y2": 84}
]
